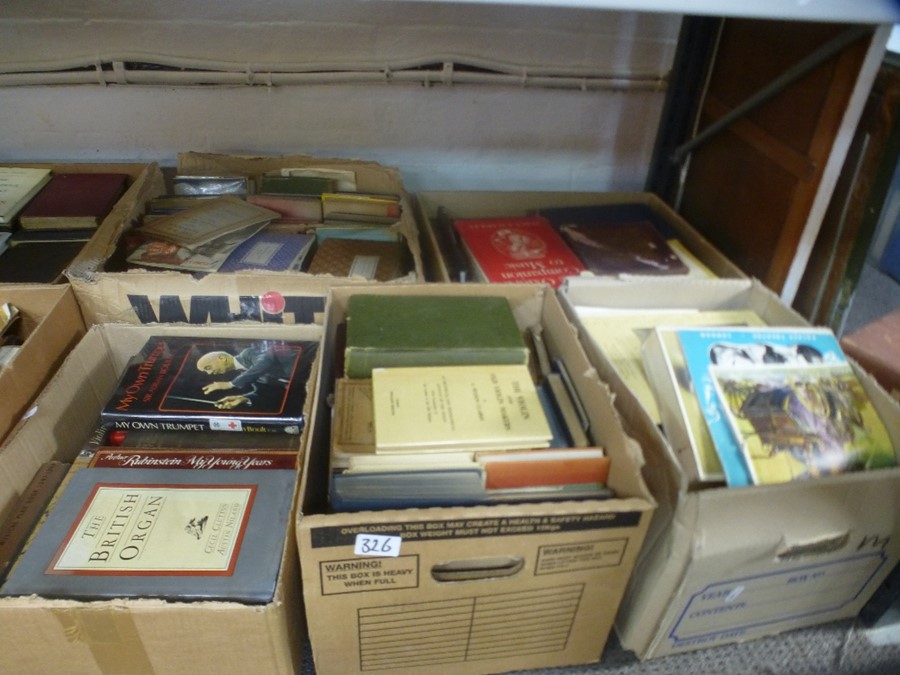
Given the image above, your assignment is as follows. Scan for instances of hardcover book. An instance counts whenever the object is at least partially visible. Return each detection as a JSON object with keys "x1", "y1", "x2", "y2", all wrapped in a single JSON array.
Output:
[
  {"x1": 452, "y1": 215, "x2": 586, "y2": 287},
  {"x1": 0, "y1": 167, "x2": 52, "y2": 224},
  {"x1": 556, "y1": 220, "x2": 689, "y2": 277},
  {"x1": 88, "y1": 449, "x2": 299, "y2": 471},
  {"x1": 216, "y1": 230, "x2": 314, "y2": 273},
  {"x1": 305, "y1": 238, "x2": 407, "y2": 281},
  {"x1": 246, "y1": 193, "x2": 323, "y2": 222},
  {"x1": 258, "y1": 175, "x2": 336, "y2": 196},
  {"x1": 18, "y1": 173, "x2": 128, "y2": 230},
  {"x1": 0, "y1": 240, "x2": 86, "y2": 283},
  {"x1": 371, "y1": 363, "x2": 553, "y2": 453},
  {"x1": 674, "y1": 326, "x2": 870, "y2": 487},
  {"x1": 0, "y1": 467, "x2": 297, "y2": 603},
  {"x1": 343, "y1": 294, "x2": 529, "y2": 379},
  {"x1": 320, "y1": 192, "x2": 401, "y2": 223},
  {"x1": 100, "y1": 336, "x2": 319, "y2": 434},
  {"x1": 171, "y1": 175, "x2": 249, "y2": 196},
  {"x1": 137, "y1": 196, "x2": 279, "y2": 250}
]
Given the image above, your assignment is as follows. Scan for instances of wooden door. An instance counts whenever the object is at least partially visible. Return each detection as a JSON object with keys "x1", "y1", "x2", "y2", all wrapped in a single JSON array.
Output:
[{"x1": 676, "y1": 19, "x2": 882, "y2": 299}]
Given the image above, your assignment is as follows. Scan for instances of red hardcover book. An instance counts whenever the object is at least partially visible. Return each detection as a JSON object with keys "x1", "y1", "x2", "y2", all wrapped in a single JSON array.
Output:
[
  {"x1": 19, "y1": 173, "x2": 129, "y2": 230},
  {"x1": 452, "y1": 215, "x2": 586, "y2": 287}
]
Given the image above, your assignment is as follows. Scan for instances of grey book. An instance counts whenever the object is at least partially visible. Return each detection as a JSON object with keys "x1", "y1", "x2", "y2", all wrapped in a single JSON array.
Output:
[{"x1": 0, "y1": 467, "x2": 297, "y2": 604}]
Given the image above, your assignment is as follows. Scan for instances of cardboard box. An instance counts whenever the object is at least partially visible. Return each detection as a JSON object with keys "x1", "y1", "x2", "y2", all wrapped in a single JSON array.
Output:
[
  {"x1": 69, "y1": 152, "x2": 425, "y2": 326},
  {"x1": 296, "y1": 283, "x2": 656, "y2": 675},
  {"x1": 0, "y1": 162, "x2": 163, "y2": 284},
  {"x1": 412, "y1": 191, "x2": 746, "y2": 283},
  {"x1": 0, "y1": 284, "x2": 85, "y2": 445},
  {"x1": 0, "y1": 321, "x2": 323, "y2": 674},
  {"x1": 558, "y1": 277, "x2": 900, "y2": 659}
]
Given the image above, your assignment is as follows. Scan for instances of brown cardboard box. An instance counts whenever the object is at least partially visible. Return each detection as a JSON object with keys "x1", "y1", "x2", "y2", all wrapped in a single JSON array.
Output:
[
  {"x1": 0, "y1": 162, "x2": 162, "y2": 284},
  {"x1": 0, "y1": 284, "x2": 85, "y2": 445},
  {"x1": 296, "y1": 283, "x2": 655, "y2": 675},
  {"x1": 558, "y1": 277, "x2": 900, "y2": 659},
  {"x1": 841, "y1": 309, "x2": 900, "y2": 401},
  {"x1": 0, "y1": 321, "x2": 322, "y2": 673},
  {"x1": 69, "y1": 152, "x2": 425, "y2": 326},
  {"x1": 412, "y1": 191, "x2": 747, "y2": 283}
]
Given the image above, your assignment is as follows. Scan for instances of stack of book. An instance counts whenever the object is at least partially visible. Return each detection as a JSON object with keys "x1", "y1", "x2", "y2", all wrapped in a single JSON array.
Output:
[
  {"x1": 0, "y1": 167, "x2": 129, "y2": 282},
  {"x1": 434, "y1": 202, "x2": 715, "y2": 286},
  {"x1": 0, "y1": 333, "x2": 320, "y2": 604},
  {"x1": 636, "y1": 322, "x2": 897, "y2": 487},
  {"x1": 0, "y1": 301, "x2": 21, "y2": 368},
  {"x1": 126, "y1": 168, "x2": 410, "y2": 279},
  {"x1": 327, "y1": 293, "x2": 612, "y2": 510}
]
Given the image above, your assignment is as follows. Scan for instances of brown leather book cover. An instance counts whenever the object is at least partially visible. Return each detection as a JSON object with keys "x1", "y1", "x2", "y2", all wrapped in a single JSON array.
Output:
[
  {"x1": 19, "y1": 173, "x2": 129, "y2": 230},
  {"x1": 306, "y1": 238, "x2": 408, "y2": 281}
]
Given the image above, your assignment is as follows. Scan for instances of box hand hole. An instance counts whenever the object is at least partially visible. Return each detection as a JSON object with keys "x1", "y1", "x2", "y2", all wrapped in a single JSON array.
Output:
[{"x1": 431, "y1": 556, "x2": 524, "y2": 582}]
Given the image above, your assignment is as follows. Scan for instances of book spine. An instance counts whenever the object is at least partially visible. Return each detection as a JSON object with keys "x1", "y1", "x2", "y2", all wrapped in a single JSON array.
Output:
[
  {"x1": 344, "y1": 348, "x2": 529, "y2": 379},
  {"x1": 100, "y1": 415, "x2": 303, "y2": 435}
]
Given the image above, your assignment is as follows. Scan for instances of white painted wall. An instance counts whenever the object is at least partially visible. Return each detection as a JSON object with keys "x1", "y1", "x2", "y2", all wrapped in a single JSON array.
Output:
[{"x1": 0, "y1": 1, "x2": 680, "y2": 192}]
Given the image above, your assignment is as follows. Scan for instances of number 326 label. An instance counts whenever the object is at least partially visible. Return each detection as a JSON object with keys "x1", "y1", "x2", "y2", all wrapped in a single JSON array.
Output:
[{"x1": 354, "y1": 533, "x2": 401, "y2": 557}]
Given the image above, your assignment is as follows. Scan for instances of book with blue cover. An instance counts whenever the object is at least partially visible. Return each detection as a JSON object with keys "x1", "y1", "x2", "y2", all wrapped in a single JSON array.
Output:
[
  {"x1": 675, "y1": 326, "x2": 852, "y2": 486},
  {"x1": 217, "y1": 230, "x2": 315, "y2": 273}
]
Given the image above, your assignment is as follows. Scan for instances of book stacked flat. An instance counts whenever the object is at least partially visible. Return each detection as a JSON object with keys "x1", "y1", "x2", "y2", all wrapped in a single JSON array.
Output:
[
  {"x1": 0, "y1": 168, "x2": 130, "y2": 283},
  {"x1": 0, "y1": 332, "x2": 323, "y2": 603},
  {"x1": 328, "y1": 293, "x2": 613, "y2": 511}
]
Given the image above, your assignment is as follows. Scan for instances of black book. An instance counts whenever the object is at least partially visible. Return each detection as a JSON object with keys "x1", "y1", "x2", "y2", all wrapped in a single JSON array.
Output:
[{"x1": 101, "y1": 335, "x2": 318, "y2": 434}]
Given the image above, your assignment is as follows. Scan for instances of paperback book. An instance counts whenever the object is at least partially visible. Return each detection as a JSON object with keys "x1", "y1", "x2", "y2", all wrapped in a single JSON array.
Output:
[
  {"x1": 452, "y1": 215, "x2": 586, "y2": 287},
  {"x1": 305, "y1": 238, "x2": 407, "y2": 281},
  {"x1": 712, "y1": 361, "x2": 895, "y2": 484},
  {"x1": 0, "y1": 467, "x2": 297, "y2": 603},
  {"x1": 371, "y1": 363, "x2": 553, "y2": 453},
  {"x1": 216, "y1": 230, "x2": 314, "y2": 273},
  {"x1": 674, "y1": 326, "x2": 883, "y2": 486},
  {"x1": 100, "y1": 336, "x2": 318, "y2": 434}
]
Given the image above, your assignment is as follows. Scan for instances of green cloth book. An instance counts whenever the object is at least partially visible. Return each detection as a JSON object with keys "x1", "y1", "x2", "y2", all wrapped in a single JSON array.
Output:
[{"x1": 343, "y1": 294, "x2": 529, "y2": 378}]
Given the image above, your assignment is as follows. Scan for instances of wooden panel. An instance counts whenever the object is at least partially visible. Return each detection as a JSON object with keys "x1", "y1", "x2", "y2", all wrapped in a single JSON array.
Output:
[{"x1": 679, "y1": 19, "x2": 873, "y2": 292}]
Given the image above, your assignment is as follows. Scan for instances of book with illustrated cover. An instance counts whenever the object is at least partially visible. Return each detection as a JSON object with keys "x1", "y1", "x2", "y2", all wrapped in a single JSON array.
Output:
[
  {"x1": 216, "y1": 230, "x2": 314, "y2": 273},
  {"x1": 557, "y1": 220, "x2": 688, "y2": 277},
  {"x1": 0, "y1": 467, "x2": 297, "y2": 603},
  {"x1": 18, "y1": 173, "x2": 128, "y2": 230},
  {"x1": 126, "y1": 221, "x2": 269, "y2": 273},
  {"x1": 343, "y1": 294, "x2": 529, "y2": 379},
  {"x1": 0, "y1": 167, "x2": 52, "y2": 224},
  {"x1": 137, "y1": 196, "x2": 279, "y2": 250},
  {"x1": 674, "y1": 326, "x2": 865, "y2": 487},
  {"x1": 371, "y1": 363, "x2": 553, "y2": 453},
  {"x1": 100, "y1": 336, "x2": 318, "y2": 434},
  {"x1": 452, "y1": 215, "x2": 586, "y2": 287},
  {"x1": 711, "y1": 361, "x2": 895, "y2": 484}
]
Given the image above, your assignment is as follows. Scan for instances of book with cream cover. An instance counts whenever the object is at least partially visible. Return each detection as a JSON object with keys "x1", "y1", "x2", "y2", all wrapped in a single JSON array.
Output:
[
  {"x1": 371, "y1": 363, "x2": 553, "y2": 453},
  {"x1": 0, "y1": 467, "x2": 297, "y2": 603},
  {"x1": 0, "y1": 167, "x2": 52, "y2": 224}
]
